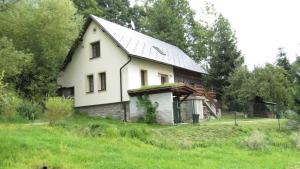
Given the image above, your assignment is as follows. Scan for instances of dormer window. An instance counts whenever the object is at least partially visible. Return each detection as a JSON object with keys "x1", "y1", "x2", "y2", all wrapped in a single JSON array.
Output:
[
  {"x1": 91, "y1": 41, "x2": 100, "y2": 59},
  {"x1": 153, "y1": 46, "x2": 166, "y2": 55}
]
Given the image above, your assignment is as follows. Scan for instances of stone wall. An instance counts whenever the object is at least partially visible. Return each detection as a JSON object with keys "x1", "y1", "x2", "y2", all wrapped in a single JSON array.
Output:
[
  {"x1": 129, "y1": 92, "x2": 174, "y2": 125},
  {"x1": 77, "y1": 102, "x2": 129, "y2": 120}
]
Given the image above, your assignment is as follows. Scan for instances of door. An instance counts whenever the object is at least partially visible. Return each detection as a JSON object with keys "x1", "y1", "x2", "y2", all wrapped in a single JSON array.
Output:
[{"x1": 173, "y1": 101, "x2": 180, "y2": 123}]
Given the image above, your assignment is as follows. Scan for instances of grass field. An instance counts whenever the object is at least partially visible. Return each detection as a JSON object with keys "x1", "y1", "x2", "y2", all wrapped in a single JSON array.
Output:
[{"x1": 0, "y1": 114, "x2": 299, "y2": 169}]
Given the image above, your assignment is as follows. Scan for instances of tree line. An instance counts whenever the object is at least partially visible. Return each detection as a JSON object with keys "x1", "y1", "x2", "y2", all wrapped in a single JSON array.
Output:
[{"x1": 0, "y1": 0, "x2": 299, "y2": 113}]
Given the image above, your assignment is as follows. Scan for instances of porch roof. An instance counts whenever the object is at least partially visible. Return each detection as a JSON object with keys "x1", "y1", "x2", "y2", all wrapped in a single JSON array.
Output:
[{"x1": 127, "y1": 83, "x2": 198, "y2": 97}]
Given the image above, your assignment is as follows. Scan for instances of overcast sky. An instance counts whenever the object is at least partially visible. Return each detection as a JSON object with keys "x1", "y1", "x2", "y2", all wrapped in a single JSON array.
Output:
[
  {"x1": 189, "y1": 0, "x2": 300, "y2": 69},
  {"x1": 132, "y1": 0, "x2": 300, "y2": 69}
]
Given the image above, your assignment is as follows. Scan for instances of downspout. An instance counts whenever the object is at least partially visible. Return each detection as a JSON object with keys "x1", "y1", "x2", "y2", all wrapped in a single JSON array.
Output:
[{"x1": 120, "y1": 55, "x2": 132, "y2": 122}]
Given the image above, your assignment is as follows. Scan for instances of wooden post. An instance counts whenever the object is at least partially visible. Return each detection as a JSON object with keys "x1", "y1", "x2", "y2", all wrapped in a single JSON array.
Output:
[{"x1": 234, "y1": 111, "x2": 238, "y2": 126}]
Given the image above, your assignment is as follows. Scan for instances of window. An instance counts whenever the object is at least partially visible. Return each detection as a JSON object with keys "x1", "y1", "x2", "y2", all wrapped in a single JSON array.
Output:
[
  {"x1": 91, "y1": 41, "x2": 100, "y2": 59},
  {"x1": 99, "y1": 72, "x2": 106, "y2": 91},
  {"x1": 153, "y1": 46, "x2": 166, "y2": 55},
  {"x1": 160, "y1": 74, "x2": 169, "y2": 84},
  {"x1": 140, "y1": 70, "x2": 147, "y2": 86},
  {"x1": 87, "y1": 75, "x2": 94, "y2": 93},
  {"x1": 58, "y1": 87, "x2": 74, "y2": 98}
]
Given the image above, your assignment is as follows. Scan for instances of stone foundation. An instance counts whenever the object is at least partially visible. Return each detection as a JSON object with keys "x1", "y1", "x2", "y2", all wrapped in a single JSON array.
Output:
[{"x1": 77, "y1": 102, "x2": 129, "y2": 120}]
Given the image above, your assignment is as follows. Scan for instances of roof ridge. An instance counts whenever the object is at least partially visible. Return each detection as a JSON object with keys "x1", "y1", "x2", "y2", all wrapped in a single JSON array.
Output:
[
  {"x1": 87, "y1": 14, "x2": 207, "y2": 74},
  {"x1": 90, "y1": 15, "x2": 182, "y2": 51}
]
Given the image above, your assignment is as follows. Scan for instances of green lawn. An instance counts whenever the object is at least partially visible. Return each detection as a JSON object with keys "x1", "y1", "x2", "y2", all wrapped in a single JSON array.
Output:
[{"x1": 0, "y1": 114, "x2": 299, "y2": 169}]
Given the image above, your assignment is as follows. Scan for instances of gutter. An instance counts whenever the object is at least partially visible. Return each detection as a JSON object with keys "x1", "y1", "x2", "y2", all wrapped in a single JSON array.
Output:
[{"x1": 120, "y1": 55, "x2": 132, "y2": 122}]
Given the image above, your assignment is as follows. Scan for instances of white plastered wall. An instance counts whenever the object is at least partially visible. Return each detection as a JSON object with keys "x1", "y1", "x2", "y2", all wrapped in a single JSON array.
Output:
[
  {"x1": 127, "y1": 58, "x2": 174, "y2": 90},
  {"x1": 129, "y1": 92, "x2": 174, "y2": 124},
  {"x1": 57, "y1": 21, "x2": 129, "y2": 107}
]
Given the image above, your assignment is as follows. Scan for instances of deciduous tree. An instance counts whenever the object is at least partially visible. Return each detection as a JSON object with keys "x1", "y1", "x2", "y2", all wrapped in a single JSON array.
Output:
[{"x1": 0, "y1": 0, "x2": 81, "y2": 100}]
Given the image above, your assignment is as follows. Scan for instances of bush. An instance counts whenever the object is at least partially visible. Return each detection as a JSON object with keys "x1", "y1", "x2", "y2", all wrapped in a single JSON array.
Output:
[
  {"x1": 45, "y1": 97, "x2": 73, "y2": 124},
  {"x1": 17, "y1": 100, "x2": 43, "y2": 120},
  {"x1": 245, "y1": 130, "x2": 267, "y2": 150},
  {"x1": 1, "y1": 94, "x2": 22, "y2": 120},
  {"x1": 0, "y1": 72, "x2": 6, "y2": 115},
  {"x1": 291, "y1": 132, "x2": 300, "y2": 150},
  {"x1": 137, "y1": 95, "x2": 158, "y2": 124}
]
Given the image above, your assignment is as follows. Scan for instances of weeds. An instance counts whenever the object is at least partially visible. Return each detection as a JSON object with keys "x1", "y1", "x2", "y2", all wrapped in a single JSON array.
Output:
[
  {"x1": 245, "y1": 130, "x2": 267, "y2": 150},
  {"x1": 291, "y1": 132, "x2": 300, "y2": 150}
]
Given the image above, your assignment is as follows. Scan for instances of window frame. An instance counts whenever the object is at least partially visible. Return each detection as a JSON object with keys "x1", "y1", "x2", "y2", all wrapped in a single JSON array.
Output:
[
  {"x1": 86, "y1": 74, "x2": 94, "y2": 93},
  {"x1": 98, "y1": 72, "x2": 106, "y2": 92},
  {"x1": 90, "y1": 41, "x2": 100, "y2": 59},
  {"x1": 140, "y1": 70, "x2": 148, "y2": 86},
  {"x1": 160, "y1": 73, "x2": 169, "y2": 84}
]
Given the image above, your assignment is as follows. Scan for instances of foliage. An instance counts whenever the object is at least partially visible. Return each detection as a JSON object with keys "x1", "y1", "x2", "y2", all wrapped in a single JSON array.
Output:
[
  {"x1": 1, "y1": 93, "x2": 22, "y2": 120},
  {"x1": 253, "y1": 64, "x2": 292, "y2": 107},
  {"x1": 276, "y1": 47, "x2": 292, "y2": 80},
  {"x1": 291, "y1": 132, "x2": 300, "y2": 150},
  {"x1": 223, "y1": 66, "x2": 254, "y2": 110},
  {"x1": 136, "y1": 95, "x2": 158, "y2": 124},
  {"x1": 0, "y1": 72, "x2": 6, "y2": 111},
  {"x1": 0, "y1": 0, "x2": 82, "y2": 100},
  {"x1": 45, "y1": 97, "x2": 74, "y2": 124},
  {"x1": 0, "y1": 37, "x2": 33, "y2": 88},
  {"x1": 225, "y1": 64, "x2": 292, "y2": 110},
  {"x1": 245, "y1": 130, "x2": 267, "y2": 150},
  {"x1": 72, "y1": 0, "x2": 103, "y2": 17},
  {"x1": 208, "y1": 14, "x2": 244, "y2": 100},
  {"x1": 291, "y1": 57, "x2": 300, "y2": 114},
  {"x1": 141, "y1": 0, "x2": 196, "y2": 55},
  {"x1": 73, "y1": 0, "x2": 132, "y2": 27},
  {"x1": 129, "y1": 4, "x2": 147, "y2": 31},
  {"x1": 16, "y1": 100, "x2": 43, "y2": 120},
  {"x1": 0, "y1": 0, "x2": 19, "y2": 12}
]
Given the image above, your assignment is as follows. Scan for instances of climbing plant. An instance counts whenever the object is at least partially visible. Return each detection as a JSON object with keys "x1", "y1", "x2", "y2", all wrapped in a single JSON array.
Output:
[{"x1": 136, "y1": 95, "x2": 158, "y2": 124}]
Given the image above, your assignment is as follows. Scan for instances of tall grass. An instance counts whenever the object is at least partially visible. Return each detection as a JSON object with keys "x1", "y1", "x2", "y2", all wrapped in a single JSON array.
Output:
[{"x1": 45, "y1": 97, "x2": 73, "y2": 124}]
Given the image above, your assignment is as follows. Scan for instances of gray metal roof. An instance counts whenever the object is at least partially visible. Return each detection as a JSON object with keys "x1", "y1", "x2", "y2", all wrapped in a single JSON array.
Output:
[{"x1": 91, "y1": 15, "x2": 207, "y2": 74}]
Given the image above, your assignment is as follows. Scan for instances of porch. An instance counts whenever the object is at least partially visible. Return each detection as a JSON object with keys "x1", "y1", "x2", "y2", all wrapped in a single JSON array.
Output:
[{"x1": 128, "y1": 83, "x2": 221, "y2": 125}]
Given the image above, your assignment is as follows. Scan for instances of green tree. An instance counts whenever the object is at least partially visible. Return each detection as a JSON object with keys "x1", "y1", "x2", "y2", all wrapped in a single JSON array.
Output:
[
  {"x1": 72, "y1": 0, "x2": 103, "y2": 17},
  {"x1": 0, "y1": 37, "x2": 33, "y2": 89},
  {"x1": 0, "y1": 0, "x2": 19, "y2": 12},
  {"x1": 223, "y1": 66, "x2": 255, "y2": 109},
  {"x1": 276, "y1": 47, "x2": 292, "y2": 81},
  {"x1": 225, "y1": 64, "x2": 292, "y2": 111},
  {"x1": 253, "y1": 64, "x2": 292, "y2": 107},
  {"x1": 141, "y1": 0, "x2": 195, "y2": 54},
  {"x1": 129, "y1": 4, "x2": 146, "y2": 31},
  {"x1": 73, "y1": 0, "x2": 132, "y2": 27},
  {"x1": 208, "y1": 14, "x2": 244, "y2": 100},
  {"x1": 291, "y1": 57, "x2": 300, "y2": 113},
  {"x1": 0, "y1": 0, "x2": 81, "y2": 100}
]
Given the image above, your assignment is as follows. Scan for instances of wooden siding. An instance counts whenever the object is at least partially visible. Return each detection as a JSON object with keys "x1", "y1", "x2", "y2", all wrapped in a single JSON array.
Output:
[{"x1": 174, "y1": 67, "x2": 202, "y2": 85}]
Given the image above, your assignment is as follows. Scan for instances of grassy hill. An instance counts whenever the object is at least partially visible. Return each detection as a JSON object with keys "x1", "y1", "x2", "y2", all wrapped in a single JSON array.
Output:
[{"x1": 0, "y1": 114, "x2": 299, "y2": 169}]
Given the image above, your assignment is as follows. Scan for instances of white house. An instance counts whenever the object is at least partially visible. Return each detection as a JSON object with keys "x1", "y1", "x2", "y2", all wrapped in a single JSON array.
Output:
[{"x1": 58, "y1": 15, "x2": 220, "y2": 124}]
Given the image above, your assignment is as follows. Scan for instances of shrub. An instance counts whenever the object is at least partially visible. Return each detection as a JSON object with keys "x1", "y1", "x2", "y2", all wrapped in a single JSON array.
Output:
[
  {"x1": 82, "y1": 123, "x2": 104, "y2": 137},
  {"x1": 286, "y1": 120, "x2": 300, "y2": 131},
  {"x1": 17, "y1": 100, "x2": 43, "y2": 120},
  {"x1": 1, "y1": 94, "x2": 22, "y2": 120},
  {"x1": 137, "y1": 95, "x2": 158, "y2": 124},
  {"x1": 45, "y1": 97, "x2": 73, "y2": 124},
  {"x1": 291, "y1": 132, "x2": 300, "y2": 150},
  {"x1": 0, "y1": 71, "x2": 6, "y2": 115},
  {"x1": 245, "y1": 130, "x2": 267, "y2": 150}
]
